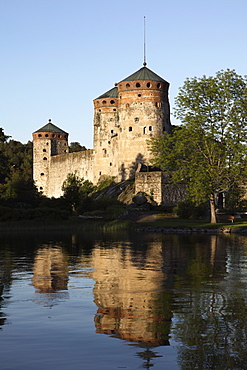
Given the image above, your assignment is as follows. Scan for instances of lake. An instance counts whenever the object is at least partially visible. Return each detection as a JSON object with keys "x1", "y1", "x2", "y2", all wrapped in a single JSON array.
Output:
[{"x1": 1, "y1": 230, "x2": 247, "y2": 369}]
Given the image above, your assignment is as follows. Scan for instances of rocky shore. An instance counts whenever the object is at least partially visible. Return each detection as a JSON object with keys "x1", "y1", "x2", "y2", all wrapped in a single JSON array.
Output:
[{"x1": 135, "y1": 226, "x2": 247, "y2": 234}]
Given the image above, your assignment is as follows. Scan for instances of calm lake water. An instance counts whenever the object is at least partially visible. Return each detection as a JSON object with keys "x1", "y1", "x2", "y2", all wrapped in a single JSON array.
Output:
[{"x1": 1, "y1": 229, "x2": 247, "y2": 369}]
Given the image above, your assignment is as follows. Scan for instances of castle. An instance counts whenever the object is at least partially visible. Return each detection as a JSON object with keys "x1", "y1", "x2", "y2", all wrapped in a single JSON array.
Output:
[{"x1": 33, "y1": 64, "x2": 184, "y2": 204}]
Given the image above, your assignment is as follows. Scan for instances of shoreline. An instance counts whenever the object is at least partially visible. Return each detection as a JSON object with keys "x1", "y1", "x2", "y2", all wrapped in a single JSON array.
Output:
[{"x1": 135, "y1": 226, "x2": 247, "y2": 234}]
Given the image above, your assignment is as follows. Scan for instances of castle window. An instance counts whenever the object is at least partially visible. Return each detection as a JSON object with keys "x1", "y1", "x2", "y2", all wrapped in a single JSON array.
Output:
[
  {"x1": 138, "y1": 94, "x2": 141, "y2": 97},
  {"x1": 99, "y1": 171, "x2": 102, "y2": 175},
  {"x1": 135, "y1": 117, "x2": 139, "y2": 122},
  {"x1": 43, "y1": 149, "x2": 46, "y2": 152},
  {"x1": 58, "y1": 135, "x2": 61, "y2": 138},
  {"x1": 46, "y1": 142, "x2": 49, "y2": 145},
  {"x1": 136, "y1": 83, "x2": 141, "y2": 88},
  {"x1": 43, "y1": 157, "x2": 47, "y2": 160},
  {"x1": 99, "y1": 109, "x2": 101, "y2": 112},
  {"x1": 111, "y1": 129, "x2": 114, "y2": 134},
  {"x1": 110, "y1": 162, "x2": 112, "y2": 166},
  {"x1": 102, "y1": 100, "x2": 106, "y2": 105},
  {"x1": 146, "y1": 82, "x2": 151, "y2": 88},
  {"x1": 110, "y1": 100, "x2": 115, "y2": 104},
  {"x1": 143, "y1": 127, "x2": 146, "y2": 134},
  {"x1": 45, "y1": 134, "x2": 49, "y2": 137},
  {"x1": 40, "y1": 187, "x2": 43, "y2": 190},
  {"x1": 155, "y1": 102, "x2": 161, "y2": 107},
  {"x1": 157, "y1": 83, "x2": 161, "y2": 89},
  {"x1": 113, "y1": 108, "x2": 116, "y2": 111},
  {"x1": 126, "y1": 83, "x2": 130, "y2": 88},
  {"x1": 52, "y1": 134, "x2": 56, "y2": 138},
  {"x1": 40, "y1": 173, "x2": 44, "y2": 176},
  {"x1": 38, "y1": 134, "x2": 42, "y2": 137},
  {"x1": 108, "y1": 141, "x2": 111, "y2": 144},
  {"x1": 129, "y1": 127, "x2": 132, "y2": 132},
  {"x1": 103, "y1": 149, "x2": 107, "y2": 155},
  {"x1": 64, "y1": 150, "x2": 67, "y2": 153},
  {"x1": 149, "y1": 126, "x2": 153, "y2": 131}
]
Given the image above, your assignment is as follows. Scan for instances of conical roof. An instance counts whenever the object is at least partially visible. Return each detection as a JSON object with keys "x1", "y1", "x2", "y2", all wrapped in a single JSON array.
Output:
[
  {"x1": 120, "y1": 66, "x2": 168, "y2": 83},
  {"x1": 34, "y1": 120, "x2": 68, "y2": 134},
  {"x1": 95, "y1": 86, "x2": 118, "y2": 100}
]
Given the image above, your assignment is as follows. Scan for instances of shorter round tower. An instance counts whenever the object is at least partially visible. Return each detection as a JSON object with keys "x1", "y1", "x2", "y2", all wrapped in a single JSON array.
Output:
[
  {"x1": 93, "y1": 87, "x2": 119, "y2": 182},
  {"x1": 32, "y1": 119, "x2": 68, "y2": 195}
]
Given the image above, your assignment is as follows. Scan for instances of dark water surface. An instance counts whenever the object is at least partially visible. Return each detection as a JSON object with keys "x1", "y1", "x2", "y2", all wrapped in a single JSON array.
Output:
[{"x1": 1, "y1": 230, "x2": 247, "y2": 369}]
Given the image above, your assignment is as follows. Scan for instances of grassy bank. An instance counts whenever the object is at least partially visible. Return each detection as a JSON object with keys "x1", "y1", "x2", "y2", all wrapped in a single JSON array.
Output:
[{"x1": 1, "y1": 212, "x2": 247, "y2": 234}]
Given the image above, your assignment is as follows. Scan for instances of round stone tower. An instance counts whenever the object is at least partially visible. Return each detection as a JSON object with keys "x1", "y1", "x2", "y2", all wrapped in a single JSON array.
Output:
[
  {"x1": 32, "y1": 119, "x2": 68, "y2": 195},
  {"x1": 93, "y1": 86, "x2": 119, "y2": 182},
  {"x1": 116, "y1": 65, "x2": 171, "y2": 179}
]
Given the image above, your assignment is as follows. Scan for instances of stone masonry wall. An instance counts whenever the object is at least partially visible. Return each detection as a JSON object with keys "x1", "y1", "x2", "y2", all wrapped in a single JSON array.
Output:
[
  {"x1": 47, "y1": 149, "x2": 95, "y2": 198},
  {"x1": 135, "y1": 172, "x2": 163, "y2": 204},
  {"x1": 135, "y1": 172, "x2": 186, "y2": 206}
]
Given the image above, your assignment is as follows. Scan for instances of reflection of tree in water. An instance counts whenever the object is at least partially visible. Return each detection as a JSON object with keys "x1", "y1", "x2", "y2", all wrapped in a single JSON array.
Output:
[
  {"x1": 173, "y1": 235, "x2": 247, "y2": 369},
  {"x1": 135, "y1": 347, "x2": 162, "y2": 369},
  {"x1": 0, "y1": 249, "x2": 15, "y2": 329},
  {"x1": 0, "y1": 285, "x2": 7, "y2": 329}
]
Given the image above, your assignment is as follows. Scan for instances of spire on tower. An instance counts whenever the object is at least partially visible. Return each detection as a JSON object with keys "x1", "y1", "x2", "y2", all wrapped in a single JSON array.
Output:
[{"x1": 143, "y1": 16, "x2": 147, "y2": 66}]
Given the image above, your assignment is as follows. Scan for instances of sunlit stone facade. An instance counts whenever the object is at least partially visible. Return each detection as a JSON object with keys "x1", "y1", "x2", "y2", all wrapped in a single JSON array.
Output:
[{"x1": 33, "y1": 65, "x2": 172, "y2": 200}]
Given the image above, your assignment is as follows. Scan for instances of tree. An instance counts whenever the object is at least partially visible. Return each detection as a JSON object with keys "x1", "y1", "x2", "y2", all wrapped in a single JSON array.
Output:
[
  {"x1": 69, "y1": 142, "x2": 86, "y2": 152},
  {"x1": 62, "y1": 172, "x2": 84, "y2": 211},
  {"x1": 149, "y1": 69, "x2": 247, "y2": 223},
  {"x1": 0, "y1": 127, "x2": 11, "y2": 144}
]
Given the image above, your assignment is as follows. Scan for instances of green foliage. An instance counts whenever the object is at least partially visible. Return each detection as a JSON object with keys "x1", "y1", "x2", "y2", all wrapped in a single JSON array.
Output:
[
  {"x1": 69, "y1": 142, "x2": 86, "y2": 152},
  {"x1": 76, "y1": 195, "x2": 125, "y2": 219},
  {"x1": 0, "y1": 128, "x2": 11, "y2": 144},
  {"x1": 80, "y1": 180, "x2": 95, "y2": 196},
  {"x1": 62, "y1": 172, "x2": 84, "y2": 210},
  {"x1": 0, "y1": 206, "x2": 69, "y2": 221},
  {"x1": 149, "y1": 69, "x2": 247, "y2": 223},
  {"x1": 174, "y1": 199, "x2": 208, "y2": 219},
  {"x1": 95, "y1": 176, "x2": 116, "y2": 192}
]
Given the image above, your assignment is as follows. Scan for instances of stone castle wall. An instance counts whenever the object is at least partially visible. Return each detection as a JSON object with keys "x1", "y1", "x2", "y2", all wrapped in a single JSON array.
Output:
[
  {"x1": 33, "y1": 66, "x2": 174, "y2": 202},
  {"x1": 135, "y1": 171, "x2": 186, "y2": 206},
  {"x1": 47, "y1": 150, "x2": 94, "y2": 198}
]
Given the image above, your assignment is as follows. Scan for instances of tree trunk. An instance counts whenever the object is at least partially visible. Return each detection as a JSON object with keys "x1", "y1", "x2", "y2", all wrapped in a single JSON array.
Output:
[{"x1": 209, "y1": 193, "x2": 217, "y2": 224}]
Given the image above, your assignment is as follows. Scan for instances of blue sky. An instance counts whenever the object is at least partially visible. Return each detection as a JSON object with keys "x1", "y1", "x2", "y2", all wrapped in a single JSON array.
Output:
[{"x1": 1, "y1": 0, "x2": 247, "y2": 148}]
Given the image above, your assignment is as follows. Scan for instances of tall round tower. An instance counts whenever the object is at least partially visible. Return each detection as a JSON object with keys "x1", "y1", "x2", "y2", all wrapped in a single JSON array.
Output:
[
  {"x1": 93, "y1": 86, "x2": 119, "y2": 182},
  {"x1": 32, "y1": 119, "x2": 68, "y2": 195},
  {"x1": 116, "y1": 65, "x2": 171, "y2": 178}
]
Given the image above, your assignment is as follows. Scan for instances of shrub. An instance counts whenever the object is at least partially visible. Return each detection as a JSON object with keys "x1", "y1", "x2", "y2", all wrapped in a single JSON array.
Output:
[{"x1": 174, "y1": 199, "x2": 207, "y2": 219}]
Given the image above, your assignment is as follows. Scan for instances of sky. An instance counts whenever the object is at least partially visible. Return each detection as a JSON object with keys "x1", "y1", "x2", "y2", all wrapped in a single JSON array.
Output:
[{"x1": 1, "y1": 0, "x2": 247, "y2": 148}]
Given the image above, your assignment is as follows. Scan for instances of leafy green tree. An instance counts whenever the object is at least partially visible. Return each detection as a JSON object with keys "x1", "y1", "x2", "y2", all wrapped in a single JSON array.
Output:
[
  {"x1": 149, "y1": 69, "x2": 247, "y2": 223},
  {"x1": 69, "y1": 142, "x2": 86, "y2": 152},
  {"x1": 0, "y1": 128, "x2": 10, "y2": 144},
  {"x1": 0, "y1": 128, "x2": 11, "y2": 186},
  {"x1": 62, "y1": 172, "x2": 84, "y2": 211}
]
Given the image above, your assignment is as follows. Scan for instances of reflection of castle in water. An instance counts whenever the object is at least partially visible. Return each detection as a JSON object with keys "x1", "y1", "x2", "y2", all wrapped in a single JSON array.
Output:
[
  {"x1": 91, "y1": 241, "x2": 172, "y2": 346},
  {"x1": 32, "y1": 246, "x2": 68, "y2": 293}
]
